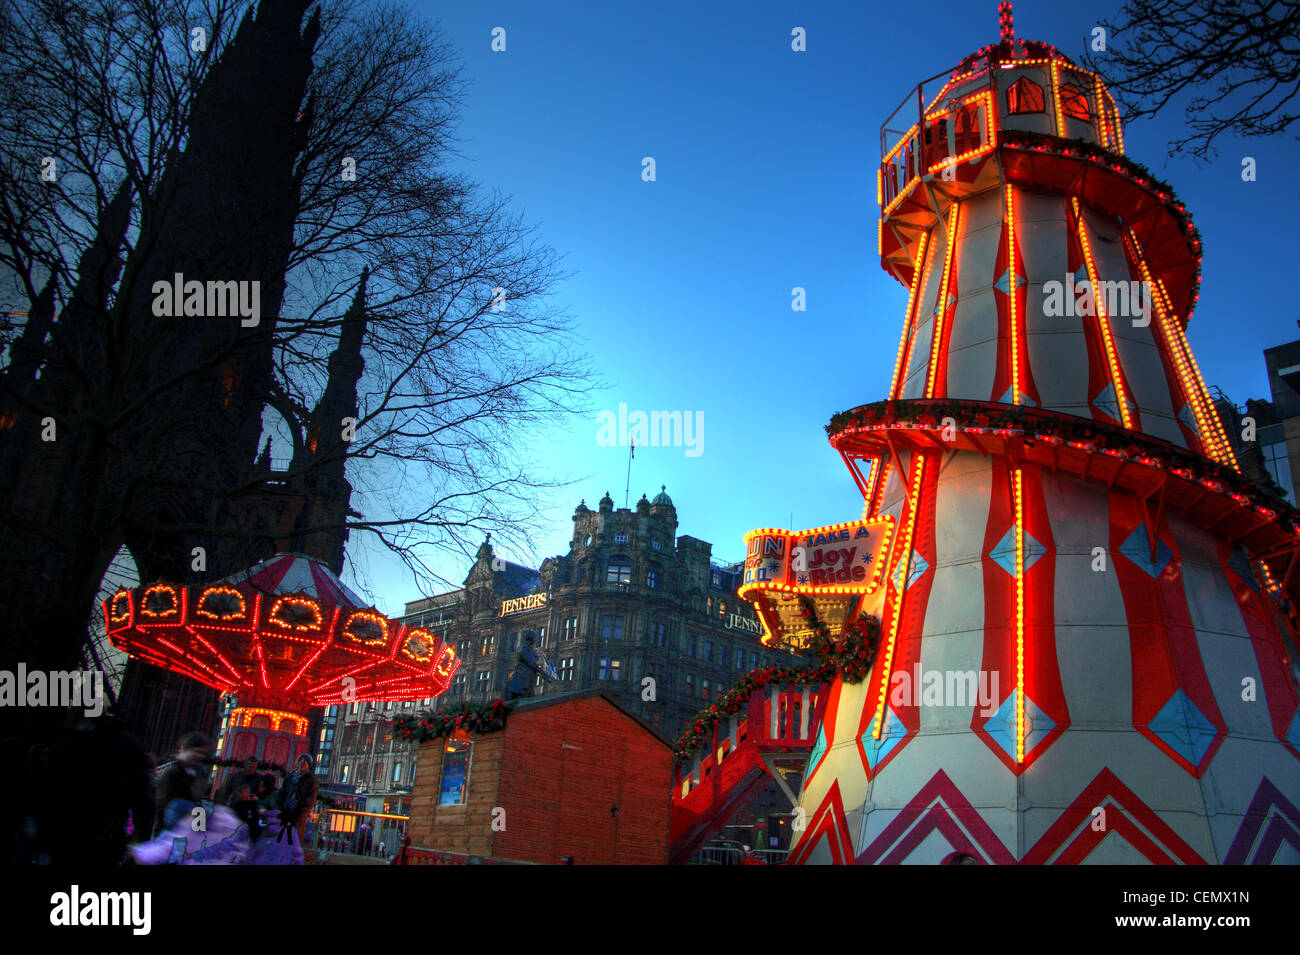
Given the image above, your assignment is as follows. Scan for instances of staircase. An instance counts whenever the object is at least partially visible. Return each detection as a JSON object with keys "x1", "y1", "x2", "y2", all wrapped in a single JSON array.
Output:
[{"x1": 668, "y1": 682, "x2": 828, "y2": 865}]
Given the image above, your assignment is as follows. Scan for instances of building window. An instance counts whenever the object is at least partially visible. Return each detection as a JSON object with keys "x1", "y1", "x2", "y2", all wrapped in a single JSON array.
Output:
[
  {"x1": 600, "y1": 614, "x2": 625, "y2": 641},
  {"x1": 685, "y1": 673, "x2": 695, "y2": 694},
  {"x1": 750, "y1": 652, "x2": 759, "y2": 670},
  {"x1": 373, "y1": 763, "x2": 383, "y2": 784},
  {"x1": 452, "y1": 672, "x2": 467, "y2": 690},
  {"x1": 716, "y1": 644, "x2": 727, "y2": 666},
  {"x1": 537, "y1": 626, "x2": 547, "y2": 648},
  {"x1": 607, "y1": 556, "x2": 632, "y2": 584},
  {"x1": 687, "y1": 634, "x2": 698, "y2": 658},
  {"x1": 562, "y1": 616, "x2": 578, "y2": 641},
  {"x1": 1264, "y1": 441, "x2": 1294, "y2": 500},
  {"x1": 649, "y1": 621, "x2": 668, "y2": 647},
  {"x1": 480, "y1": 634, "x2": 496, "y2": 655},
  {"x1": 718, "y1": 600, "x2": 726, "y2": 618},
  {"x1": 615, "y1": 532, "x2": 629, "y2": 544},
  {"x1": 438, "y1": 737, "x2": 472, "y2": 806},
  {"x1": 707, "y1": 597, "x2": 713, "y2": 616},
  {"x1": 704, "y1": 640, "x2": 714, "y2": 663},
  {"x1": 508, "y1": 632, "x2": 518, "y2": 651},
  {"x1": 599, "y1": 657, "x2": 621, "y2": 680},
  {"x1": 735, "y1": 648, "x2": 746, "y2": 669},
  {"x1": 476, "y1": 671, "x2": 491, "y2": 691},
  {"x1": 357, "y1": 762, "x2": 367, "y2": 783},
  {"x1": 393, "y1": 762, "x2": 403, "y2": 784},
  {"x1": 1059, "y1": 83, "x2": 1090, "y2": 121},
  {"x1": 1007, "y1": 76, "x2": 1045, "y2": 114},
  {"x1": 702, "y1": 678, "x2": 711, "y2": 700},
  {"x1": 341, "y1": 764, "x2": 350, "y2": 783},
  {"x1": 652, "y1": 539, "x2": 661, "y2": 551},
  {"x1": 560, "y1": 657, "x2": 575, "y2": 681},
  {"x1": 646, "y1": 563, "x2": 663, "y2": 589}
]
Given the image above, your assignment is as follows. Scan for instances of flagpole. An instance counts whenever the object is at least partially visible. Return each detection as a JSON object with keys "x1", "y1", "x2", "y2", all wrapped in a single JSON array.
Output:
[{"x1": 624, "y1": 439, "x2": 634, "y2": 508}]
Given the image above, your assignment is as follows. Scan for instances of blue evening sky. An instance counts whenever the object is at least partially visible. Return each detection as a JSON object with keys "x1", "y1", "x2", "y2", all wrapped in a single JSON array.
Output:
[{"x1": 345, "y1": 0, "x2": 1300, "y2": 613}]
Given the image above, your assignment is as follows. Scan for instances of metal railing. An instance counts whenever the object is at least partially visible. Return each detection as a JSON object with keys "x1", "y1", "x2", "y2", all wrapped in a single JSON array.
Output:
[
  {"x1": 691, "y1": 841, "x2": 789, "y2": 865},
  {"x1": 307, "y1": 808, "x2": 408, "y2": 861}
]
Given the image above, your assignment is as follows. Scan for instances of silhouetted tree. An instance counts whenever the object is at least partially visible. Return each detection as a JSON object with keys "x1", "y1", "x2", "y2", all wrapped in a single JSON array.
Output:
[{"x1": 1085, "y1": 0, "x2": 1300, "y2": 159}]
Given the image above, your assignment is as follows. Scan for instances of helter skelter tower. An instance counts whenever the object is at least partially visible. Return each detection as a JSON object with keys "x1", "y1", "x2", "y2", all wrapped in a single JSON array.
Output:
[{"x1": 767, "y1": 5, "x2": 1300, "y2": 864}]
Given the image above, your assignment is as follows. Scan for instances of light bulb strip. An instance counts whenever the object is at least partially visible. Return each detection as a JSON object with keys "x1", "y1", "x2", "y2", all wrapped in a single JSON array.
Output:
[
  {"x1": 1013, "y1": 466, "x2": 1026, "y2": 763},
  {"x1": 872, "y1": 454, "x2": 927, "y2": 740},
  {"x1": 1005, "y1": 185, "x2": 1023, "y2": 405},
  {"x1": 1123, "y1": 228, "x2": 1237, "y2": 470},
  {"x1": 1072, "y1": 197, "x2": 1134, "y2": 429},
  {"x1": 926, "y1": 204, "x2": 963, "y2": 398},
  {"x1": 891, "y1": 232, "x2": 932, "y2": 398}
]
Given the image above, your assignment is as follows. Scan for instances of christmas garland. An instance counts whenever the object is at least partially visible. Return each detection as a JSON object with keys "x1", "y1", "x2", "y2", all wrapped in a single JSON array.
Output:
[
  {"x1": 826, "y1": 398, "x2": 1295, "y2": 523},
  {"x1": 673, "y1": 601, "x2": 880, "y2": 764},
  {"x1": 998, "y1": 129, "x2": 1204, "y2": 313},
  {"x1": 390, "y1": 699, "x2": 509, "y2": 743}
]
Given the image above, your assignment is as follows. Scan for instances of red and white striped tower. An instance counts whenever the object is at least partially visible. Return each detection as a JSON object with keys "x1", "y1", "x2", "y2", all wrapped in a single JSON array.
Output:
[{"x1": 785, "y1": 3, "x2": 1300, "y2": 864}]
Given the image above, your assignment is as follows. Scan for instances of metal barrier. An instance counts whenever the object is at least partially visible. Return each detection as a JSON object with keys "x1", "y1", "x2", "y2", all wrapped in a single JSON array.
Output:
[{"x1": 307, "y1": 808, "x2": 408, "y2": 862}]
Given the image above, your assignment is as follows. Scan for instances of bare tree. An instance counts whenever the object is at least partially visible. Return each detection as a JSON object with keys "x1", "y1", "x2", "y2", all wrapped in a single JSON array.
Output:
[
  {"x1": 1085, "y1": 0, "x2": 1300, "y2": 159},
  {"x1": 0, "y1": 0, "x2": 594, "y2": 737}
]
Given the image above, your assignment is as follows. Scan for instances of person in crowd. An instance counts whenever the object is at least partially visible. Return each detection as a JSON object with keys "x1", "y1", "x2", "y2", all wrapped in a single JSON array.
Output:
[
  {"x1": 218, "y1": 757, "x2": 260, "y2": 805},
  {"x1": 154, "y1": 731, "x2": 213, "y2": 832},
  {"x1": 255, "y1": 771, "x2": 279, "y2": 809},
  {"x1": 277, "y1": 754, "x2": 319, "y2": 846}
]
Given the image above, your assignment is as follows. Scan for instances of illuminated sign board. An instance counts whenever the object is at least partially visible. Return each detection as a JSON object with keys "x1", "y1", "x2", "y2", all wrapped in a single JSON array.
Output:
[
  {"x1": 725, "y1": 613, "x2": 764, "y2": 636},
  {"x1": 499, "y1": 593, "x2": 548, "y2": 617},
  {"x1": 738, "y1": 518, "x2": 894, "y2": 650}
]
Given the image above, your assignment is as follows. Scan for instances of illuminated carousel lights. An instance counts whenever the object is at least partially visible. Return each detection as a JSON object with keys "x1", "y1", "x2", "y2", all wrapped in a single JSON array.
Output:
[
  {"x1": 108, "y1": 590, "x2": 132, "y2": 625},
  {"x1": 194, "y1": 585, "x2": 247, "y2": 621},
  {"x1": 140, "y1": 583, "x2": 183, "y2": 619},
  {"x1": 267, "y1": 595, "x2": 324, "y2": 632},
  {"x1": 342, "y1": 609, "x2": 390, "y2": 647}
]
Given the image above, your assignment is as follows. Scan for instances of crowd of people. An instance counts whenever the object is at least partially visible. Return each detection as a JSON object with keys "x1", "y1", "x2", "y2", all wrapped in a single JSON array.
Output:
[{"x1": 1, "y1": 717, "x2": 318, "y2": 864}]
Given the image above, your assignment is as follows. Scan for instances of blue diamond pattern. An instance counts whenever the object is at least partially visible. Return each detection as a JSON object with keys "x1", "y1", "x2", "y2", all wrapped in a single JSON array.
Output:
[
  {"x1": 891, "y1": 549, "x2": 930, "y2": 592},
  {"x1": 807, "y1": 724, "x2": 827, "y2": 776},
  {"x1": 1148, "y1": 689, "x2": 1218, "y2": 768},
  {"x1": 1227, "y1": 549, "x2": 1262, "y2": 595},
  {"x1": 1092, "y1": 382, "x2": 1123, "y2": 425},
  {"x1": 1177, "y1": 403, "x2": 1200, "y2": 437},
  {"x1": 1119, "y1": 524, "x2": 1174, "y2": 578},
  {"x1": 933, "y1": 292, "x2": 956, "y2": 318},
  {"x1": 860, "y1": 707, "x2": 906, "y2": 769},
  {"x1": 1073, "y1": 265, "x2": 1089, "y2": 286},
  {"x1": 998, "y1": 386, "x2": 1037, "y2": 407},
  {"x1": 990, "y1": 526, "x2": 1047, "y2": 578},
  {"x1": 984, "y1": 691, "x2": 1055, "y2": 760},
  {"x1": 1287, "y1": 708, "x2": 1300, "y2": 751},
  {"x1": 994, "y1": 268, "x2": 1025, "y2": 296}
]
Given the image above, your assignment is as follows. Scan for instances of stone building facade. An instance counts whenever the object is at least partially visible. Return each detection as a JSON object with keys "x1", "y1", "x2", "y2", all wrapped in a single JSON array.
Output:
[{"x1": 324, "y1": 488, "x2": 797, "y2": 799}]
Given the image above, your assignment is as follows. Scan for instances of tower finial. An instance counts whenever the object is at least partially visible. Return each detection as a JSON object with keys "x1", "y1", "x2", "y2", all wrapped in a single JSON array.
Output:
[{"x1": 998, "y1": 1, "x2": 1014, "y2": 44}]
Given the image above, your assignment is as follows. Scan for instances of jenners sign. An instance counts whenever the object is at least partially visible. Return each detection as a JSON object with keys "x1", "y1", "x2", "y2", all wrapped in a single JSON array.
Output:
[{"x1": 499, "y1": 593, "x2": 548, "y2": 617}]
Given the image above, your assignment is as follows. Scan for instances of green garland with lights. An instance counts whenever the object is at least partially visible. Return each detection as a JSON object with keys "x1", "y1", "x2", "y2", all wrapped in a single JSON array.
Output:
[
  {"x1": 390, "y1": 699, "x2": 509, "y2": 743},
  {"x1": 826, "y1": 398, "x2": 1294, "y2": 517},
  {"x1": 673, "y1": 600, "x2": 880, "y2": 764}
]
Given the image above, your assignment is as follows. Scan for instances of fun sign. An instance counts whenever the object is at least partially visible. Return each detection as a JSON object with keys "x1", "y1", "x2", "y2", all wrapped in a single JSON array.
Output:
[
  {"x1": 742, "y1": 519, "x2": 894, "y2": 591},
  {"x1": 738, "y1": 518, "x2": 895, "y2": 650}
]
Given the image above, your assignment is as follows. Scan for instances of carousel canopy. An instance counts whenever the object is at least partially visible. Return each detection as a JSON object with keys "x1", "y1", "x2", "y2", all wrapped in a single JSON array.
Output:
[{"x1": 105, "y1": 554, "x2": 458, "y2": 712}]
